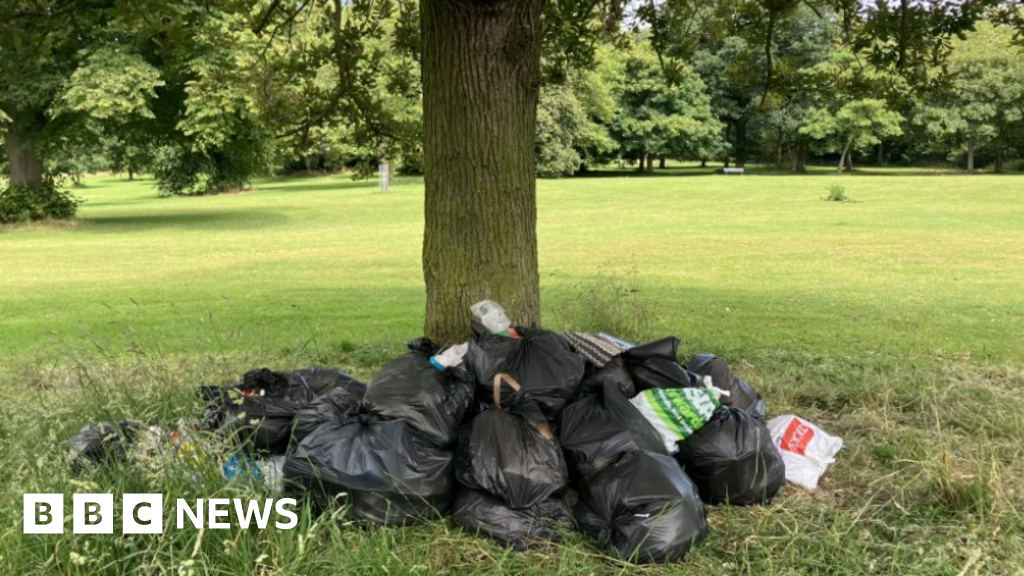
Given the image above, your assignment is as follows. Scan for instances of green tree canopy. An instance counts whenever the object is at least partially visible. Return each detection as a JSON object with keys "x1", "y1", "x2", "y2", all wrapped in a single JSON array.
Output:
[
  {"x1": 610, "y1": 40, "x2": 724, "y2": 170},
  {"x1": 914, "y1": 21, "x2": 1024, "y2": 171}
]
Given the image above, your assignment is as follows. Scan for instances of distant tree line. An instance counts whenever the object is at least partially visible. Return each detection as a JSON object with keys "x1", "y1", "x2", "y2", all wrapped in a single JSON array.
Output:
[
  {"x1": 535, "y1": 4, "x2": 1024, "y2": 176},
  {"x1": 2, "y1": 1, "x2": 1023, "y2": 200}
]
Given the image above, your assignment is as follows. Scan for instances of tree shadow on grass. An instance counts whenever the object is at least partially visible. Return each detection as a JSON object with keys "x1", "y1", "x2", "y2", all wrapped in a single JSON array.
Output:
[{"x1": 82, "y1": 210, "x2": 290, "y2": 232}]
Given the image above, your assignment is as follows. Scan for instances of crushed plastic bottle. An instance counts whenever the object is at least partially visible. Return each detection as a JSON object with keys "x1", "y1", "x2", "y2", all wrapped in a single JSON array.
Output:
[
  {"x1": 430, "y1": 343, "x2": 469, "y2": 371},
  {"x1": 470, "y1": 300, "x2": 512, "y2": 337}
]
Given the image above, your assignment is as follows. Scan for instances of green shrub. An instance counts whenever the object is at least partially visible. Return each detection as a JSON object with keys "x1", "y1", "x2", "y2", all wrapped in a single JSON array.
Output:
[
  {"x1": 1000, "y1": 158, "x2": 1024, "y2": 173},
  {"x1": 824, "y1": 182, "x2": 848, "y2": 202},
  {"x1": 0, "y1": 177, "x2": 81, "y2": 223},
  {"x1": 152, "y1": 128, "x2": 273, "y2": 197}
]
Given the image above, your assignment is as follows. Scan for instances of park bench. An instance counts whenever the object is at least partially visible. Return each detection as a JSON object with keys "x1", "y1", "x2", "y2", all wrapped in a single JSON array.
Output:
[{"x1": 723, "y1": 167, "x2": 745, "y2": 175}]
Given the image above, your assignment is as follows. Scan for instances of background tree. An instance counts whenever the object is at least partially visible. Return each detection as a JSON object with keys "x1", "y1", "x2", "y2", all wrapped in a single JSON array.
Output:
[
  {"x1": 610, "y1": 40, "x2": 724, "y2": 171},
  {"x1": 914, "y1": 22, "x2": 1024, "y2": 172},
  {"x1": 800, "y1": 98, "x2": 904, "y2": 171},
  {"x1": 536, "y1": 86, "x2": 589, "y2": 177}
]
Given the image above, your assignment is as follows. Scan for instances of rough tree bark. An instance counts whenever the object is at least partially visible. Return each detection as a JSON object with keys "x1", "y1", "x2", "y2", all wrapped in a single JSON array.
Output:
[
  {"x1": 421, "y1": 0, "x2": 542, "y2": 343},
  {"x1": 4, "y1": 119, "x2": 45, "y2": 187}
]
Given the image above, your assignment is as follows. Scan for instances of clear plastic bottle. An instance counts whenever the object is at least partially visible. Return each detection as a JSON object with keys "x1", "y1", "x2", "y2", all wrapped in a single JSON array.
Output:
[
  {"x1": 430, "y1": 343, "x2": 469, "y2": 370},
  {"x1": 470, "y1": 299, "x2": 512, "y2": 336}
]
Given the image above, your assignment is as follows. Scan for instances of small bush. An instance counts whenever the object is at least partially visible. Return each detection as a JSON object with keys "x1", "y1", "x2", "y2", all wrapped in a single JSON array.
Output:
[
  {"x1": 824, "y1": 183, "x2": 849, "y2": 202},
  {"x1": 0, "y1": 177, "x2": 81, "y2": 224}
]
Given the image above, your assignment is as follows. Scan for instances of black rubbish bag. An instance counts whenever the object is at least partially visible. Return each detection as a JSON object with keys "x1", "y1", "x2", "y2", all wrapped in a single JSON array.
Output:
[
  {"x1": 675, "y1": 406, "x2": 785, "y2": 506},
  {"x1": 202, "y1": 367, "x2": 366, "y2": 454},
  {"x1": 559, "y1": 380, "x2": 666, "y2": 478},
  {"x1": 291, "y1": 387, "x2": 361, "y2": 444},
  {"x1": 67, "y1": 421, "x2": 140, "y2": 467},
  {"x1": 690, "y1": 354, "x2": 767, "y2": 419},
  {"x1": 364, "y1": 338, "x2": 473, "y2": 448},
  {"x1": 284, "y1": 415, "x2": 455, "y2": 524},
  {"x1": 575, "y1": 451, "x2": 708, "y2": 564},
  {"x1": 466, "y1": 327, "x2": 586, "y2": 421},
  {"x1": 578, "y1": 356, "x2": 635, "y2": 398},
  {"x1": 456, "y1": 374, "x2": 570, "y2": 509},
  {"x1": 452, "y1": 488, "x2": 576, "y2": 550},
  {"x1": 295, "y1": 367, "x2": 368, "y2": 400},
  {"x1": 622, "y1": 337, "x2": 702, "y2": 392}
]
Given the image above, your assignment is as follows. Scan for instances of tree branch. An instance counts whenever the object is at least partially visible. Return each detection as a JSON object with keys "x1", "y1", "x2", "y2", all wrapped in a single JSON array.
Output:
[{"x1": 252, "y1": 0, "x2": 285, "y2": 35}]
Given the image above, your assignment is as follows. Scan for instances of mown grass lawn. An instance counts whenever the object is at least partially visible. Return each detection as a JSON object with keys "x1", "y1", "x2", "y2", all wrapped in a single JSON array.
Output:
[{"x1": 0, "y1": 168, "x2": 1022, "y2": 575}]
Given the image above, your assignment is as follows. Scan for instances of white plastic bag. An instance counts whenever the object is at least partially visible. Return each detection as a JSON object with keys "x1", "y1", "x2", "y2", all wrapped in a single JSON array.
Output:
[{"x1": 767, "y1": 415, "x2": 843, "y2": 491}]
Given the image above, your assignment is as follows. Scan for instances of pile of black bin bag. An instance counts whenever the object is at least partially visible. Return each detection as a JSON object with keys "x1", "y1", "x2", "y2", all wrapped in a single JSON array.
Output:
[{"x1": 67, "y1": 326, "x2": 786, "y2": 564}]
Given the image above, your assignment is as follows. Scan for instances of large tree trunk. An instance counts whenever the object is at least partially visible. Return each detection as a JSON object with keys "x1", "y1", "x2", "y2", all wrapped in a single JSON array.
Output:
[
  {"x1": 994, "y1": 146, "x2": 1003, "y2": 174},
  {"x1": 966, "y1": 137, "x2": 974, "y2": 172},
  {"x1": 877, "y1": 141, "x2": 885, "y2": 165},
  {"x1": 421, "y1": 0, "x2": 542, "y2": 343},
  {"x1": 4, "y1": 120, "x2": 45, "y2": 187},
  {"x1": 645, "y1": 155, "x2": 653, "y2": 172},
  {"x1": 658, "y1": 157, "x2": 666, "y2": 169}
]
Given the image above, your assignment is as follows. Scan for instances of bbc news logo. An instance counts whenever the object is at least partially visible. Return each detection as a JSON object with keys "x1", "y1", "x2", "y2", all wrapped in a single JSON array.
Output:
[{"x1": 23, "y1": 494, "x2": 298, "y2": 534}]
